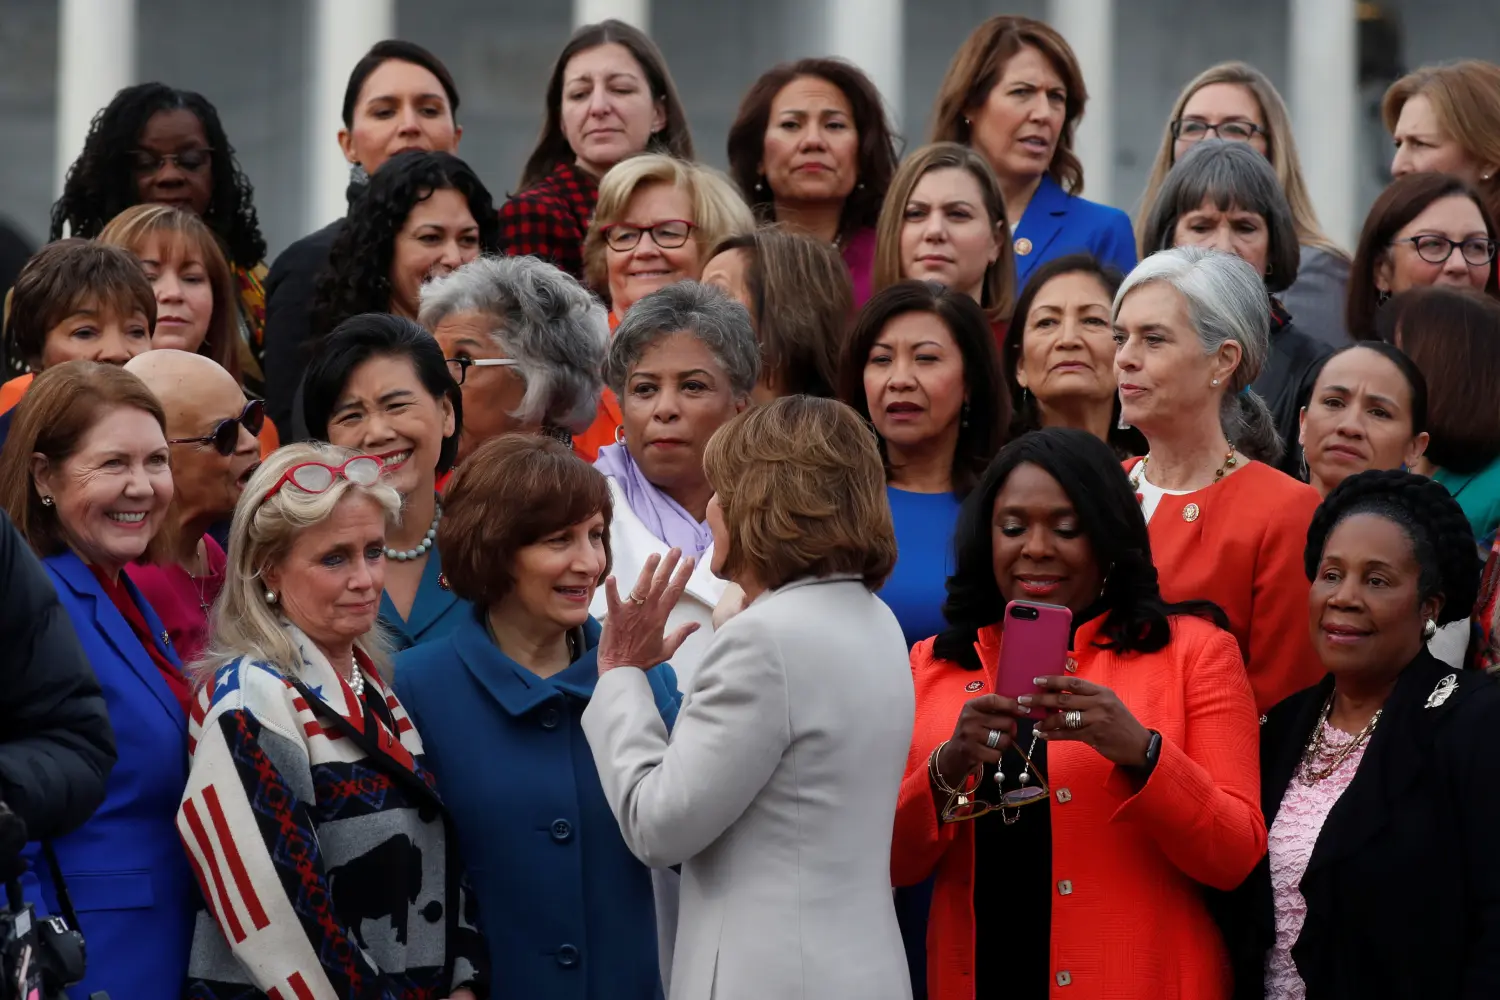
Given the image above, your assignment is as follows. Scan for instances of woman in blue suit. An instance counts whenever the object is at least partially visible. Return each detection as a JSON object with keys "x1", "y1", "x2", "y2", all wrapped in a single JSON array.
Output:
[
  {"x1": 396, "y1": 434, "x2": 680, "y2": 1000},
  {"x1": 302, "y1": 313, "x2": 474, "y2": 650},
  {"x1": 0, "y1": 361, "x2": 197, "y2": 999},
  {"x1": 932, "y1": 15, "x2": 1137, "y2": 291}
]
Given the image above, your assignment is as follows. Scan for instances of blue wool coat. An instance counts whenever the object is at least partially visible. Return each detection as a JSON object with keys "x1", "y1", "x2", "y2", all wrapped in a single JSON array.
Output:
[
  {"x1": 379, "y1": 547, "x2": 474, "y2": 651},
  {"x1": 395, "y1": 613, "x2": 680, "y2": 1000},
  {"x1": 1012, "y1": 173, "x2": 1138, "y2": 289},
  {"x1": 21, "y1": 550, "x2": 197, "y2": 1000}
]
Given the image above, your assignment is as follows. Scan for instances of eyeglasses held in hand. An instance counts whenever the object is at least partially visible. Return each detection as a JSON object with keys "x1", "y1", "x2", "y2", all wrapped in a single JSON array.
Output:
[
  {"x1": 1170, "y1": 118, "x2": 1265, "y2": 144},
  {"x1": 168, "y1": 399, "x2": 265, "y2": 456},
  {"x1": 261, "y1": 455, "x2": 383, "y2": 503},
  {"x1": 601, "y1": 220, "x2": 696, "y2": 252},
  {"x1": 445, "y1": 356, "x2": 518, "y2": 385},
  {"x1": 127, "y1": 148, "x2": 215, "y2": 174},
  {"x1": 940, "y1": 742, "x2": 1052, "y2": 823},
  {"x1": 1390, "y1": 235, "x2": 1498, "y2": 267}
]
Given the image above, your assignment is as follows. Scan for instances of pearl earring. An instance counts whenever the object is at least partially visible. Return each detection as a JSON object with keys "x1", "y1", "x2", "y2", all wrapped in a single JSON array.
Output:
[
  {"x1": 265, "y1": 590, "x2": 277, "y2": 605},
  {"x1": 40, "y1": 495, "x2": 54, "y2": 507},
  {"x1": 1423, "y1": 618, "x2": 1438, "y2": 640},
  {"x1": 1211, "y1": 378, "x2": 1220, "y2": 387}
]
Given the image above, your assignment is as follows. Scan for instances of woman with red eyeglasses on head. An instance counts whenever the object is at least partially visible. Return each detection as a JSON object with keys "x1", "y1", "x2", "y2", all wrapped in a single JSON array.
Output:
[{"x1": 177, "y1": 441, "x2": 487, "y2": 1000}]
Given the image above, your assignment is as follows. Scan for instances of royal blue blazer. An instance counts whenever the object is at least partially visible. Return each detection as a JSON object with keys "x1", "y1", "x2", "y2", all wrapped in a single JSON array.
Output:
[
  {"x1": 1013, "y1": 173, "x2": 1138, "y2": 289},
  {"x1": 395, "y1": 612, "x2": 681, "y2": 1000},
  {"x1": 21, "y1": 550, "x2": 197, "y2": 1000},
  {"x1": 379, "y1": 546, "x2": 475, "y2": 651}
]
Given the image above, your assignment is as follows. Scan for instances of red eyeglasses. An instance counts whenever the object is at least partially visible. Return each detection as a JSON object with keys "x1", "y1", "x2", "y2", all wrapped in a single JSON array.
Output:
[{"x1": 261, "y1": 455, "x2": 383, "y2": 503}]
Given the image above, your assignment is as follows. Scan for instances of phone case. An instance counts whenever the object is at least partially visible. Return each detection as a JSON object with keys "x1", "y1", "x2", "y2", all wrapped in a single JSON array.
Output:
[{"x1": 995, "y1": 601, "x2": 1073, "y2": 713}]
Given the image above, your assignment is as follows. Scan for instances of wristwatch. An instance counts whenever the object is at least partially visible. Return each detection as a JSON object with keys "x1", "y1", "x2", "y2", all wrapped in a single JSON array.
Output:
[{"x1": 1129, "y1": 730, "x2": 1163, "y2": 779}]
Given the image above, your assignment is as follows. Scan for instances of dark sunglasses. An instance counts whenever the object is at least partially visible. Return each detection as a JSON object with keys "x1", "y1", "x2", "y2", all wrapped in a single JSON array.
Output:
[{"x1": 168, "y1": 399, "x2": 265, "y2": 456}]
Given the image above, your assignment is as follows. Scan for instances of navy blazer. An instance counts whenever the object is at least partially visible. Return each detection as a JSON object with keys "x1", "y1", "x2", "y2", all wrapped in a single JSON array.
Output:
[
  {"x1": 22, "y1": 550, "x2": 197, "y2": 1000},
  {"x1": 380, "y1": 547, "x2": 474, "y2": 651},
  {"x1": 395, "y1": 612, "x2": 680, "y2": 1000},
  {"x1": 1012, "y1": 173, "x2": 1138, "y2": 289}
]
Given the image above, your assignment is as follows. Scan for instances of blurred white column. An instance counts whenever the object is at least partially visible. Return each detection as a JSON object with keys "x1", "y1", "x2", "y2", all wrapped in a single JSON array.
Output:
[
  {"x1": 55, "y1": 0, "x2": 136, "y2": 202},
  {"x1": 825, "y1": 0, "x2": 904, "y2": 130},
  {"x1": 1289, "y1": 0, "x2": 1357, "y2": 247},
  {"x1": 1047, "y1": 0, "x2": 1115, "y2": 207},
  {"x1": 308, "y1": 0, "x2": 396, "y2": 231},
  {"x1": 574, "y1": 0, "x2": 649, "y2": 32}
]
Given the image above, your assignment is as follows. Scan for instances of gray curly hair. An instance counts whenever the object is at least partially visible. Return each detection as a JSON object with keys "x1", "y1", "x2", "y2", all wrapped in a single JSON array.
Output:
[
  {"x1": 419, "y1": 255, "x2": 609, "y2": 433},
  {"x1": 604, "y1": 282, "x2": 761, "y2": 400}
]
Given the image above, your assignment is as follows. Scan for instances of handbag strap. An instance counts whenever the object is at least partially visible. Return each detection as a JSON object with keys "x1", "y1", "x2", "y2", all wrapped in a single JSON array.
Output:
[{"x1": 42, "y1": 841, "x2": 80, "y2": 934}]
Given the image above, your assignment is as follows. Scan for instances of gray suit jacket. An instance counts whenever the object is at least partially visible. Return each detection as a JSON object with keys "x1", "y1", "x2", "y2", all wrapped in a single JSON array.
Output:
[{"x1": 583, "y1": 575, "x2": 916, "y2": 1000}]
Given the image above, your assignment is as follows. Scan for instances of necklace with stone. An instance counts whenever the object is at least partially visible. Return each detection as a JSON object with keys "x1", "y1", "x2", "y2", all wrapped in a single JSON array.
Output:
[
  {"x1": 386, "y1": 497, "x2": 441, "y2": 562},
  {"x1": 1129, "y1": 444, "x2": 1238, "y2": 492}
]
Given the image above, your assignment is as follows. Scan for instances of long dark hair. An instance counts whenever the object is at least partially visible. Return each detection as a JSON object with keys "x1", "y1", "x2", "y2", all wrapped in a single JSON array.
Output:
[
  {"x1": 933, "y1": 429, "x2": 1227, "y2": 670},
  {"x1": 50, "y1": 82, "x2": 266, "y2": 268},
  {"x1": 311, "y1": 150, "x2": 500, "y2": 338},
  {"x1": 838, "y1": 280, "x2": 1008, "y2": 499}
]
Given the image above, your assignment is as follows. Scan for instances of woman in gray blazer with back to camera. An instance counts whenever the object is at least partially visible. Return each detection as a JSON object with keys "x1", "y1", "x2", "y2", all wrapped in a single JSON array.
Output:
[{"x1": 583, "y1": 395, "x2": 916, "y2": 1000}]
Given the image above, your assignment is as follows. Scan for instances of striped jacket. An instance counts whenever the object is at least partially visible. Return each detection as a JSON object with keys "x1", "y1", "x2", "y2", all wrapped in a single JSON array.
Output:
[{"x1": 178, "y1": 624, "x2": 486, "y2": 999}]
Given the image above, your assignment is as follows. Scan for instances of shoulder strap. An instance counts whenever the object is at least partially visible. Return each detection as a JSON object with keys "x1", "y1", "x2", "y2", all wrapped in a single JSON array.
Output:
[{"x1": 43, "y1": 841, "x2": 80, "y2": 934}]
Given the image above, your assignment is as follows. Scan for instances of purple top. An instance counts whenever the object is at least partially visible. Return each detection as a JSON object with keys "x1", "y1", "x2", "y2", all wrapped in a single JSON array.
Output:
[
  {"x1": 594, "y1": 442, "x2": 715, "y2": 559},
  {"x1": 842, "y1": 227, "x2": 877, "y2": 308}
]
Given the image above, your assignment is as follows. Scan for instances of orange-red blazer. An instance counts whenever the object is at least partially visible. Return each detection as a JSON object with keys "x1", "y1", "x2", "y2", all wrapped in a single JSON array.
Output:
[
  {"x1": 1127, "y1": 458, "x2": 1323, "y2": 712},
  {"x1": 892, "y1": 614, "x2": 1266, "y2": 1000}
]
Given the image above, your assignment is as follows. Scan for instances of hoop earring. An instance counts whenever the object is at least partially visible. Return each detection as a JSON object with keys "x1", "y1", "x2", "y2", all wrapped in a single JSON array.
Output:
[{"x1": 615, "y1": 424, "x2": 627, "y2": 447}]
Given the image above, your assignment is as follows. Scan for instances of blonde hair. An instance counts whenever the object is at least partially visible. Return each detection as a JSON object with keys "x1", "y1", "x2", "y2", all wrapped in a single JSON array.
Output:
[
  {"x1": 1382, "y1": 60, "x2": 1500, "y2": 225},
  {"x1": 1136, "y1": 62, "x2": 1344, "y2": 259},
  {"x1": 873, "y1": 142, "x2": 1015, "y2": 324},
  {"x1": 98, "y1": 203, "x2": 242, "y2": 380},
  {"x1": 583, "y1": 154, "x2": 755, "y2": 295},
  {"x1": 193, "y1": 442, "x2": 403, "y2": 682}
]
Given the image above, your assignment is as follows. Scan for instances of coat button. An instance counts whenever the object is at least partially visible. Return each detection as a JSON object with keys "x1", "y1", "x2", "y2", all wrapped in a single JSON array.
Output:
[
  {"x1": 551, "y1": 818, "x2": 574, "y2": 843},
  {"x1": 421, "y1": 900, "x2": 443, "y2": 923},
  {"x1": 540, "y1": 708, "x2": 561, "y2": 730},
  {"x1": 556, "y1": 944, "x2": 580, "y2": 968},
  {"x1": 1057, "y1": 879, "x2": 1073, "y2": 896},
  {"x1": 1056, "y1": 788, "x2": 1072, "y2": 804},
  {"x1": 1056, "y1": 970, "x2": 1072, "y2": 986}
]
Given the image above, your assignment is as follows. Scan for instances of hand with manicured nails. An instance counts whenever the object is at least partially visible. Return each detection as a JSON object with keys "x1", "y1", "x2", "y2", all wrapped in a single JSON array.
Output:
[
  {"x1": 934, "y1": 694, "x2": 1023, "y2": 788},
  {"x1": 1019, "y1": 674, "x2": 1154, "y2": 768},
  {"x1": 597, "y1": 548, "x2": 700, "y2": 673}
]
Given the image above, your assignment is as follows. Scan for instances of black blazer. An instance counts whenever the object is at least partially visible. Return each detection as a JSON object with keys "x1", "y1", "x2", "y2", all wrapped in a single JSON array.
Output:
[
  {"x1": 1252, "y1": 301, "x2": 1331, "y2": 479},
  {"x1": 262, "y1": 216, "x2": 345, "y2": 438},
  {"x1": 1222, "y1": 652, "x2": 1500, "y2": 998}
]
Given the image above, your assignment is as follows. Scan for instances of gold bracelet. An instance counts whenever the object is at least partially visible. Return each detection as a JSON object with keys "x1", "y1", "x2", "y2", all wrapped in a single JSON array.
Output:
[{"x1": 928, "y1": 740, "x2": 964, "y2": 797}]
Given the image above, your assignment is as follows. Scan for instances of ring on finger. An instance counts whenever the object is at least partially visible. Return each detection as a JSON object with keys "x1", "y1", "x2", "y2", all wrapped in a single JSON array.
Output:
[
  {"x1": 627, "y1": 591, "x2": 647, "y2": 605},
  {"x1": 985, "y1": 728, "x2": 1002, "y2": 750},
  {"x1": 1064, "y1": 709, "x2": 1084, "y2": 730}
]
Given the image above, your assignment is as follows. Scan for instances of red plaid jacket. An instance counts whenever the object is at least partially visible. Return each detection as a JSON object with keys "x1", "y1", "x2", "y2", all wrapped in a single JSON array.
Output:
[{"x1": 497, "y1": 161, "x2": 598, "y2": 283}]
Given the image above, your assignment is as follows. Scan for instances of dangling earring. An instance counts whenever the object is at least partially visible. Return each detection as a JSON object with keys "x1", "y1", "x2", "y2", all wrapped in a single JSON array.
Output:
[
  {"x1": 265, "y1": 590, "x2": 278, "y2": 605},
  {"x1": 349, "y1": 162, "x2": 370, "y2": 187},
  {"x1": 1298, "y1": 447, "x2": 1310, "y2": 482},
  {"x1": 1377, "y1": 289, "x2": 1391, "y2": 306},
  {"x1": 614, "y1": 424, "x2": 627, "y2": 448},
  {"x1": 1423, "y1": 618, "x2": 1438, "y2": 641},
  {"x1": 754, "y1": 176, "x2": 765, "y2": 193}
]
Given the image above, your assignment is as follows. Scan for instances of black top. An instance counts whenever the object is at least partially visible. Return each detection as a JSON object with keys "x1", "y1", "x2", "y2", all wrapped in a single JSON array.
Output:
[
  {"x1": 1217, "y1": 651, "x2": 1500, "y2": 998},
  {"x1": 262, "y1": 216, "x2": 346, "y2": 438},
  {"x1": 1252, "y1": 299, "x2": 1332, "y2": 478},
  {"x1": 972, "y1": 718, "x2": 1051, "y2": 999}
]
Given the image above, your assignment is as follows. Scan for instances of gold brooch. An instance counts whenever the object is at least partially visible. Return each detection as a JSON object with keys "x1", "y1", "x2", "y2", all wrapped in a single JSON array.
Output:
[
  {"x1": 1014, "y1": 237, "x2": 1033, "y2": 256},
  {"x1": 1182, "y1": 503, "x2": 1200, "y2": 522},
  {"x1": 1425, "y1": 673, "x2": 1458, "y2": 708}
]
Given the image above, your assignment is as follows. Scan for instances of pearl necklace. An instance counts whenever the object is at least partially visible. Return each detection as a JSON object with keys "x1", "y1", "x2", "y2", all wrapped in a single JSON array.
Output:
[
  {"x1": 345, "y1": 666, "x2": 366, "y2": 700},
  {"x1": 386, "y1": 499, "x2": 441, "y2": 562}
]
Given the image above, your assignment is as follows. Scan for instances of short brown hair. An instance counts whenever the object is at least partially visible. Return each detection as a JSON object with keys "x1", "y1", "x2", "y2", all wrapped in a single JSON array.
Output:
[
  {"x1": 1347, "y1": 173, "x2": 1500, "y2": 339},
  {"x1": 725, "y1": 57, "x2": 899, "y2": 240},
  {"x1": 931, "y1": 16, "x2": 1088, "y2": 195},
  {"x1": 98, "y1": 204, "x2": 241, "y2": 380},
  {"x1": 1383, "y1": 60, "x2": 1500, "y2": 226},
  {"x1": 1377, "y1": 286, "x2": 1500, "y2": 474},
  {"x1": 873, "y1": 142, "x2": 1015, "y2": 323},
  {"x1": 7, "y1": 239, "x2": 156, "y2": 369},
  {"x1": 438, "y1": 434, "x2": 613, "y2": 608},
  {"x1": 703, "y1": 395, "x2": 896, "y2": 592},
  {"x1": 0, "y1": 360, "x2": 170, "y2": 561},
  {"x1": 709, "y1": 228, "x2": 851, "y2": 397}
]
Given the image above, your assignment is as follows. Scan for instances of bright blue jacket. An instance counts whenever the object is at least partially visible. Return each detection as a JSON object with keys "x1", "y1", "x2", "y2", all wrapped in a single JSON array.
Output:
[
  {"x1": 21, "y1": 550, "x2": 197, "y2": 1000},
  {"x1": 1013, "y1": 173, "x2": 1138, "y2": 289},
  {"x1": 395, "y1": 612, "x2": 680, "y2": 1000}
]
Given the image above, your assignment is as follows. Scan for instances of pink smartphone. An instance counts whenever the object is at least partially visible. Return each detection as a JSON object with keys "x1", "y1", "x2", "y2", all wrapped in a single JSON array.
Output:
[{"x1": 995, "y1": 601, "x2": 1072, "y2": 716}]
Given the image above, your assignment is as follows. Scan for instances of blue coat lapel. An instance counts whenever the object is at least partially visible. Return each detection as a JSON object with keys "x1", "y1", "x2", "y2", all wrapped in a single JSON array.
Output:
[
  {"x1": 380, "y1": 549, "x2": 461, "y2": 647},
  {"x1": 451, "y1": 612, "x2": 602, "y2": 717},
  {"x1": 46, "y1": 551, "x2": 185, "y2": 731},
  {"x1": 1012, "y1": 174, "x2": 1072, "y2": 286}
]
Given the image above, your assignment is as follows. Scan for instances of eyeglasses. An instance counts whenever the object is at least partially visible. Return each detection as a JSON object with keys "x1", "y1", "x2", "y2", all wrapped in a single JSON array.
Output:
[
  {"x1": 168, "y1": 399, "x2": 265, "y2": 456},
  {"x1": 261, "y1": 455, "x2": 382, "y2": 503},
  {"x1": 940, "y1": 742, "x2": 1052, "y2": 823},
  {"x1": 1390, "y1": 235, "x2": 1498, "y2": 267},
  {"x1": 1171, "y1": 119, "x2": 1265, "y2": 144},
  {"x1": 445, "y1": 356, "x2": 518, "y2": 385},
  {"x1": 127, "y1": 148, "x2": 215, "y2": 174},
  {"x1": 601, "y1": 220, "x2": 695, "y2": 252}
]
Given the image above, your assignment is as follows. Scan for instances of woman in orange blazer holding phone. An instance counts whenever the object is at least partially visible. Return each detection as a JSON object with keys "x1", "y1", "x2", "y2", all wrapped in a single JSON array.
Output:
[{"x1": 892, "y1": 428, "x2": 1265, "y2": 999}]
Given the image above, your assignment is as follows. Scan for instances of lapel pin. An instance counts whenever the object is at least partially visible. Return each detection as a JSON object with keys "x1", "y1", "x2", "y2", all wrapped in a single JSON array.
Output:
[
  {"x1": 160, "y1": 630, "x2": 171, "y2": 646},
  {"x1": 1014, "y1": 237, "x2": 1033, "y2": 256},
  {"x1": 965, "y1": 680, "x2": 984, "y2": 692},
  {"x1": 438, "y1": 572, "x2": 450, "y2": 592},
  {"x1": 1425, "y1": 673, "x2": 1458, "y2": 709},
  {"x1": 1182, "y1": 502, "x2": 1200, "y2": 522}
]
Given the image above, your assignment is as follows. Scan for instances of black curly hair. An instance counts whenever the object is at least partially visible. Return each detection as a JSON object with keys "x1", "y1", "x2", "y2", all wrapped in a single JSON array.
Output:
[
  {"x1": 1305, "y1": 468, "x2": 1480, "y2": 625},
  {"x1": 311, "y1": 150, "x2": 500, "y2": 339},
  {"x1": 49, "y1": 82, "x2": 266, "y2": 268},
  {"x1": 932, "y1": 428, "x2": 1227, "y2": 670}
]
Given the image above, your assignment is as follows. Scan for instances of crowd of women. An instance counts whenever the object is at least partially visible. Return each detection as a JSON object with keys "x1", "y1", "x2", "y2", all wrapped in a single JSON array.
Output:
[{"x1": 3, "y1": 11, "x2": 1500, "y2": 1000}]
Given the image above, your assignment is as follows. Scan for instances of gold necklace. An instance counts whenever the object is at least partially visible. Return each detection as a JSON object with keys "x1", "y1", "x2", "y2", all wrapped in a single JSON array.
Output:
[
  {"x1": 1298, "y1": 693, "x2": 1381, "y2": 785},
  {"x1": 1130, "y1": 444, "x2": 1238, "y2": 492}
]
